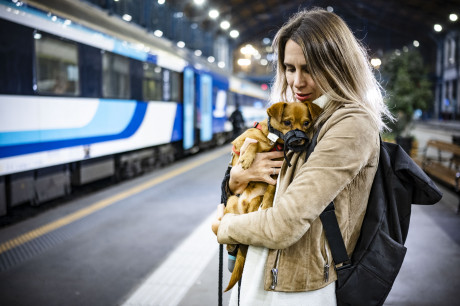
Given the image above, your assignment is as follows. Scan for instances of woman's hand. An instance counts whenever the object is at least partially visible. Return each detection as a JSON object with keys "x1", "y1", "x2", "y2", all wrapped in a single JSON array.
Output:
[
  {"x1": 212, "y1": 203, "x2": 225, "y2": 236},
  {"x1": 229, "y1": 138, "x2": 284, "y2": 195}
]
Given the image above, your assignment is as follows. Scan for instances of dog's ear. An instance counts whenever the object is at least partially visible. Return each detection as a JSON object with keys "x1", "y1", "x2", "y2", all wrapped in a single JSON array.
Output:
[
  {"x1": 304, "y1": 101, "x2": 323, "y2": 120},
  {"x1": 267, "y1": 102, "x2": 287, "y2": 122}
]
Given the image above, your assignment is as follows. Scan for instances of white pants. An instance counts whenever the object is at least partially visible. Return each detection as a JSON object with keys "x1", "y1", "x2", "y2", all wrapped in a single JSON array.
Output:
[{"x1": 229, "y1": 246, "x2": 337, "y2": 306}]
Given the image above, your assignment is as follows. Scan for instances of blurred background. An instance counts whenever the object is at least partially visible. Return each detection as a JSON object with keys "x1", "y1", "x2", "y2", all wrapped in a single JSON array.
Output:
[{"x1": 0, "y1": 0, "x2": 459, "y2": 305}]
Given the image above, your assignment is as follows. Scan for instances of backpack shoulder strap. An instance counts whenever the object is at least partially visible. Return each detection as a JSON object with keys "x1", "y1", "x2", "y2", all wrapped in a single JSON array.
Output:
[
  {"x1": 306, "y1": 124, "x2": 351, "y2": 269},
  {"x1": 320, "y1": 203, "x2": 351, "y2": 269}
]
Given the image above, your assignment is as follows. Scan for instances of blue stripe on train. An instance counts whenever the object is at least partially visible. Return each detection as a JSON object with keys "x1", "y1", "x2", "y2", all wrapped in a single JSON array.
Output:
[
  {"x1": 0, "y1": 101, "x2": 148, "y2": 158},
  {"x1": 171, "y1": 103, "x2": 183, "y2": 142}
]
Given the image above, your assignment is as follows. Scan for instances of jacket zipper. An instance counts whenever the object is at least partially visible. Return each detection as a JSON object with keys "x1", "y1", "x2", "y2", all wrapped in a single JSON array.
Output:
[
  {"x1": 271, "y1": 250, "x2": 281, "y2": 289},
  {"x1": 324, "y1": 240, "x2": 330, "y2": 283}
]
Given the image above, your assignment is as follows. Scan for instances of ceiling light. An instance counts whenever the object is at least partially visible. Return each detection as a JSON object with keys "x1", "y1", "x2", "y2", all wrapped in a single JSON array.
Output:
[
  {"x1": 450, "y1": 13, "x2": 458, "y2": 22},
  {"x1": 413, "y1": 40, "x2": 420, "y2": 47},
  {"x1": 209, "y1": 9, "x2": 219, "y2": 19},
  {"x1": 237, "y1": 58, "x2": 251, "y2": 66},
  {"x1": 158, "y1": 0, "x2": 165, "y2": 4},
  {"x1": 208, "y1": 56, "x2": 215, "y2": 63},
  {"x1": 434, "y1": 24, "x2": 442, "y2": 32},
  {"x1": 218, "y1": 61, "x2": 226, "y2": 68},
  {"x1": 262, "y1": 38, "x2": 271, "y2": 45},
  {"x1": 122, "y1": 14, "x2": 132, "y2": 22},
  {"x1": 220, "y1": 21, "x2": 230, "y2": 30},
  {"x1": 154, "y1": 30, "x2": 163, "y2": 37},
  {"x1": 370, "y1": 58, "x2": 381, "y2": 68},
  {"x1": 177, "y1": 41, "x2": 185, "y2": 48},
  {"x1": 327, "y1": 6, "x2": 334, "y2": 12},
  {"x1": 194, "y1": 50, "x2": 202, "y2": 56},
  {"x1": 194, "y1": 0, "x2": 205, "y2": 5},
  {"x1": 260, "y1": 59, "x2": 268, "y2": 66},
  {"x1": 230, "y1": 30, "x2": 239, "y2": 38}
]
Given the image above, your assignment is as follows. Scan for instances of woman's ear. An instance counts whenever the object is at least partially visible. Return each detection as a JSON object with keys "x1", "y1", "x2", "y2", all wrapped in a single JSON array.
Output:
[{"x1": 267, "y1": 102, "x2": 287, "y2": 122}]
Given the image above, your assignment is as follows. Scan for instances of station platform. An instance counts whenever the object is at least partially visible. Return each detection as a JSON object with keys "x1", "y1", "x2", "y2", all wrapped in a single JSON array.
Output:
[{"x1": 0, "y1": 124, "x2": 459, "y2": 306}]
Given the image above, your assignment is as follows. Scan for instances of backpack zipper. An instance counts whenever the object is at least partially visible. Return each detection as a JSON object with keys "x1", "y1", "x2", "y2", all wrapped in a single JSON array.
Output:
[{"x1": 271, "y1": 250, "x2": 281, "y2": 289}]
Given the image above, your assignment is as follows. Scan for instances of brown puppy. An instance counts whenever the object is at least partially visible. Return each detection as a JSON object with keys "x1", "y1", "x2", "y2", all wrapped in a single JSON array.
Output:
[{"x1": 223, "y1": 101, "x2": 322, "y2": 291}]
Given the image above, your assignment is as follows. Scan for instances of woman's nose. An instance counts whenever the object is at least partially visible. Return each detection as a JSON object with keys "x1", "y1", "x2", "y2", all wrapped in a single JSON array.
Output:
[{"x1": 293, "y1": 71, "x2": 306, "y2": 89}]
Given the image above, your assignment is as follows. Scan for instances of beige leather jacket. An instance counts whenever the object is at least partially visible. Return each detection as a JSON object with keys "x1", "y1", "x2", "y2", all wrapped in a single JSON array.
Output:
[{"x1": 217, "y1": 103, "x2": 380, "y2": 292}]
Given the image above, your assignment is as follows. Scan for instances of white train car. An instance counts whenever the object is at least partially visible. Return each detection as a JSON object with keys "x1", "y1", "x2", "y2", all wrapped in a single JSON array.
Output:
[{"x1": 0, "y1": 0, "x2": 269, "y2": 214}]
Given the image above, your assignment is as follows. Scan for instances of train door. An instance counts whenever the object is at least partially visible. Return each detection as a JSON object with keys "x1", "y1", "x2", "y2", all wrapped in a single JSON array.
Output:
[
  {"x1": 183, "y1": 67, "x2": 195, "y2": 151},
  {"x1": 199, "y1": 73, "x2": 213, "y2": 144}
]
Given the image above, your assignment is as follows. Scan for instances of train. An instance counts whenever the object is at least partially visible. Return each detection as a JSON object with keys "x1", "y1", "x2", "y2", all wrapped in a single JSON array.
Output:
[{"x1": 0, "y1": 0, "x2": 269, "y2": 215}]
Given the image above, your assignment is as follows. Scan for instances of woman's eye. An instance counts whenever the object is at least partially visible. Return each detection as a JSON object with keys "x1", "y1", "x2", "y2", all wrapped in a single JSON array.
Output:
[{"x1": 283, "y1": 120, "x2": 291, "y2": 126}]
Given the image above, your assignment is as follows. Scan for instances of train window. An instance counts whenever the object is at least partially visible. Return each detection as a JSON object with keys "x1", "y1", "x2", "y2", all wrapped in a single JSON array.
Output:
[
  {"x1": 142, "y1": 63, "x2": 162, "y2": 101},
  {"x1": 161, "y1": 69, "x2": 182, "y2": 102},
  {"x1": 34, "y1": 34, "x2": 80, "y2": 96},
  {"x1": 170, "y1": 70, "x2": 182, "y2": 102},
  {"x1": 102, "y1": 52, "x2": 130, "y2": 99}
]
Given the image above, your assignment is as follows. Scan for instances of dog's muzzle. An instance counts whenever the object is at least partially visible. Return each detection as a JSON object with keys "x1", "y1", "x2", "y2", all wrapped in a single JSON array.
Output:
[{"x1": 284, "y1": 129, "x2": 309, "y2": 152}]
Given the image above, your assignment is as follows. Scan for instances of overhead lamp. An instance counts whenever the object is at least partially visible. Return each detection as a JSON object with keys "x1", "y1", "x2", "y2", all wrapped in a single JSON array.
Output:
[
  {"x1": 218, "y1": 61, "x2": 226, "y2": 68},
  {"x1": 327, "y1": 6, "x2": 334, "y2": 12},
  {"x1": 208, "y1": 56, "x2": 215, "y2": 63},
  {"x1": 194, "y1": 50, "x2": 202, "y2": 56},
  {"x1": 154, "y1": 30, "x2": 163, "y2": 37},
  {"x1": 209, "y1": 9, "x2": 219, "y2": 19},
  {"x1": 220, "y1": 21, "x2": 230, "y2": 30},
  {"x1": 413, "y1": 40, "x2": 420, "y2": 47},
  {"x1": 450, "y1": 13, "x2": 458, "y2": 22},
  {"x1": 230, "y1": 30, "x2": 239, "y2": 38},
  {"x1": 262, "y1": 38, "x2": 271, "y2": 45},
  {"x1": 260, "y1": 59, "x2": 268, "y2": 66},
  {"x1": 194, "y1": 0, "x2": 205, "y2": 5},
  {"x1": 237, "y1": 58, "x2": 251, "y2": 66},
  {"x1": 370, "y1": 58, "x2": 381, "y2": 68},
  {"x1": 177, "y1": 41, "x2": 185, "y2": 48},
  {"x1": 434, "y1": 24, "x2": 442, "y2": 32},
  {"x1": 122, "y1": 14, "x2": 132, "y2": 22},
  {"x1": 158, "y1": 0, "x2": 165, "y2": 4}
]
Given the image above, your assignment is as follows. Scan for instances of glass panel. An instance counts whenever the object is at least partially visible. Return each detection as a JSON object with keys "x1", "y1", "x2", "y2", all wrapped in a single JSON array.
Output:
[
  {"x1": 35, "y1": 34, "x2": 79, "y2": 95},
  {"x1": 102, "y1": 52, "x2": 130, "y2": 99},
  {"x1": 142, "y1": 62, "x2": 162, "y2": 101},
  {"x1": 170, "y1": 70, "x2": 182, "y2": 102}
]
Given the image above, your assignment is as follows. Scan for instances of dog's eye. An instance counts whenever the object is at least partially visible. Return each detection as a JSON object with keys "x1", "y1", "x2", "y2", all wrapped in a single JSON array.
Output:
[
  {"x1": 283, "y1": 120, "x2": 291, "y2": 126},
  {"x1": 303, "y1": 121, "x2": 310, "y2": 127}
]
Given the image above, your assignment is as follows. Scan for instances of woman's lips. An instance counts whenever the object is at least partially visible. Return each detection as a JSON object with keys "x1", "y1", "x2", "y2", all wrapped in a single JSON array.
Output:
[{"x1": 295, "y1": 93, "x2": 311, "y2": 101}]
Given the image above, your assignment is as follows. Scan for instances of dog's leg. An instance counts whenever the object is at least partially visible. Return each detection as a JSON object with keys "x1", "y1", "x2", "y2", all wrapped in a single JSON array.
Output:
[
  {"x1": 247, "y1": 195, "x2": 263, "y2": 213},
  {"x1": 261, "y1": 184, "x2": 276, "y2": 210},
  {"x1": 238, "y1": 142, "x2": 259, "y2": 170},
  {"x1": 224, "y1": 195, "x2": 240, "y2": 215}
]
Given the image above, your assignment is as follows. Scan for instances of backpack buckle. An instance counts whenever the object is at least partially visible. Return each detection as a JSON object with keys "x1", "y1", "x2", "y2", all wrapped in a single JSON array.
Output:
[{"x1": 335, "y1": 260, "x2": 352, "y2": 271}]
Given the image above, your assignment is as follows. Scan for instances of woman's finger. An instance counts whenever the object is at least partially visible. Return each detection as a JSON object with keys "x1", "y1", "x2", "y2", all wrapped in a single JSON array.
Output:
[
  {"x1": 212, "y1": 204, "x2": 225, "y2": 236},
  {"x1": 216, "y1": 203, "x2": 225, "y2": 220}
]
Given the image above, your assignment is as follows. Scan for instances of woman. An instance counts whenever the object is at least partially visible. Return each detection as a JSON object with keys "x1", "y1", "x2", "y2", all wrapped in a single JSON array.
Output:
[{"x1": 212, "y1": 8, "x2": 393, "y2": 305}]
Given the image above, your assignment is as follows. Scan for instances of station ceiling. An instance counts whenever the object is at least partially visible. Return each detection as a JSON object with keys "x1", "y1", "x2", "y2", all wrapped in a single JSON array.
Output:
[{"x1": 173, "y1": 0, "x2": 460, "y2": 58}]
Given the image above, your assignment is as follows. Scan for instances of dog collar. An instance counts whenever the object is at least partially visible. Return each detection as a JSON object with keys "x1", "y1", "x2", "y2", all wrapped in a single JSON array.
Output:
[{"x1": 267, "y1": 118, "x2": 285, "y2": 144}]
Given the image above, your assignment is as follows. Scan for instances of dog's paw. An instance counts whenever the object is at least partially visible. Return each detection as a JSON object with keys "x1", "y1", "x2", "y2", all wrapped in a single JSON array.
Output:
[{"x1": 239, "y1": 157, "x2": 253, "y2": 170}]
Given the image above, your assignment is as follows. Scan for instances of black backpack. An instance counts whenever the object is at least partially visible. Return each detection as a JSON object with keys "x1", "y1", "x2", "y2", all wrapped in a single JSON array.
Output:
[{"x1": 304, "y1": 128, "x2": 443, "y2": 306}]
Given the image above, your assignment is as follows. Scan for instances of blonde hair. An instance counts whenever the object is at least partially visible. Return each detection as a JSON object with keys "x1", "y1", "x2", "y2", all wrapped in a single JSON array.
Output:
[{"x1": 269, "y1": 8, "x2": 393, "y2": 131}]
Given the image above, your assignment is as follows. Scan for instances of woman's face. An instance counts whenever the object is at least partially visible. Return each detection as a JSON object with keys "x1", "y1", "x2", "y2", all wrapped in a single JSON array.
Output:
[{"x1": 284, "y1": 39, "x2": 321, "y2": 102}]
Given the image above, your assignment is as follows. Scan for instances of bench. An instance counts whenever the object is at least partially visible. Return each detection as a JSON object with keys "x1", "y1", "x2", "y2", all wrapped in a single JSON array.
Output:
[{"x1": 418, "y1": 139, "x2": 460, "y2": 213}]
